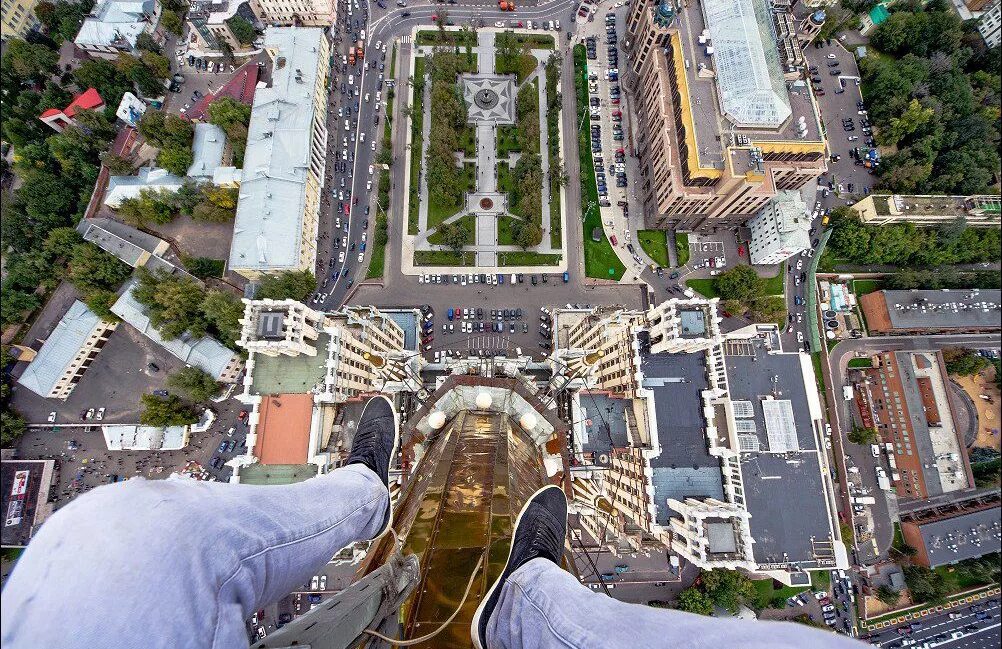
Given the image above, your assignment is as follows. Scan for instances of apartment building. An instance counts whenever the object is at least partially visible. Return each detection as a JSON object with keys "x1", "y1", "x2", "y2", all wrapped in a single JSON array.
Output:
[
  {"x1": 16, "y1": 302, "x2": 118, "y2": 400},
  {"x1": 1, "y1": 0, "x2": 39, "y2": 41},
  {"x1": 747, "y1": 190, "x2": 811, "y2": 265},
  {"x1": 249, "y1": 0, "x2": 333, "y2": 27},
  {"x1": 624, "y1": 0, "x2": 827, "y2": 232},
  {"x1": 74, "y1": 0, "x2": 163, "y2": 59},
  {"x1": 899, "y1": 491, "x2": 1001, "y2": 568},
  {"x1": 979, "y1": 0, "x2": 1000, "y2": 47},
  {"x1": 556, "y1": 299, "x2": 846, "y2": 584},
  {"x1": 186, "y1": 0, "x2": 257, "y2": 52},
  {"x1": 228, "y1": 27, "x2": 329, "y2": 278},
  {"x1": 860, "y1": 289, "x2": 1002, "y2": 335},
  {"x1": 854, "y1": 351, "x2": 973, "y2": 499}
]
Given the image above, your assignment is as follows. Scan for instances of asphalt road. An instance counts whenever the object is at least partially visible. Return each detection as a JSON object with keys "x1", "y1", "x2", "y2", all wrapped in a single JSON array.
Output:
[
  {"x1": 317, "y1": 0, "x2": 582, "y2": 309},
  {"x1": 865, "y1": 597, "x2": 1000, "y2": 649}
]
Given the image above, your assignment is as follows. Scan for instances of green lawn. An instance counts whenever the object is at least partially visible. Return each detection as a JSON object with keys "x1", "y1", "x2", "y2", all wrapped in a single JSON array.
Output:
[
  {"x1": 366, "y1": 240, "x2": 386, "y2": 279},
  {"x1": 762, "y1": 265, "x2": 785, "y2": 296},
  {"x1": 460, "y1": 124, "x2": 476, "y2": 158},
  {"x1": 675, "y1": 232, "x2": 690, "y2": 266},
  {"x1": 637, "y1": 230, "x2": 669, "y2": 267},
  {"x1": 408, "y1": 57, "x2": 426, "y2": 235},
  {"x1": 498, "y1": 251, "x2": 562, "y2": 266},
  {"x1": 574, "y1": 45, "x2": 623, "y2": 281},
  {"x1": 416, "y1": 30, "x2": 477, "y2": 47},
  {"x1": 510, "y1": 33, "x2": 555, "y2": 49},
  {"x1": 848, "y1": 357, "x2": 874, "y2": 369},
  {"x1": 427, "y1": 163, "x2": 474, "y2": 228},
  {"x1": 852, "y1": 279, "x2": 884, "y2": 296},
  {"x1": 752, "y1": 579, "x2": 811, "y2": 610},
  {"x1": 497, "y1": 126, "x2": 521, "y2": 157},
  {"x1": 497, "y1": 53, "x2": 538, "y2": 83},
  {"x1": 549, "y1": 186, "x2": 561, "y2": 249},
  {"x1": 428, "y1": 213, "x2": 476, "y2": 246},
  {"x1": 498, "y1": 212, "x2": 519, "y2": 245},
  {"x1": 414, "y1": 250, "x2": 475, "y2": 266},
  {"x1": 686, "y1": 278, "x2": 718, "y2": 298}
]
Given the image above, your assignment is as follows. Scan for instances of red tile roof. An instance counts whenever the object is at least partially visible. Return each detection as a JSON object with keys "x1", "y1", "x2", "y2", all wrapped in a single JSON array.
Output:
[
  {"x1": 64, "y1": 87, "x2": 104, "y2": 117},
  {"x1": 187, "y1": 62, "x2": 259, "y2": 122}
]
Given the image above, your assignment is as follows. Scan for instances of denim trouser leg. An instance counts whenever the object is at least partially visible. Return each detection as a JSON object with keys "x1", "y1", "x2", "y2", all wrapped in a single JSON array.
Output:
[
  {"x1": 0, "y1": 464, "x2": 387, "y2": 649},
  {"x1": 487, "y1": 559, "x2": 862, "y2": 649}
]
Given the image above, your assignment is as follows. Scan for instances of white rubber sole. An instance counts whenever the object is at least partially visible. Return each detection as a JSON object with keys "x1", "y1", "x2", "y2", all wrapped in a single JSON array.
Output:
[
  {"x1": 470, "y1": 484, "x2": 566, "y2": 649},
  {"x1": 359, "y1": 394, "x2": 399, "y2": 542}
]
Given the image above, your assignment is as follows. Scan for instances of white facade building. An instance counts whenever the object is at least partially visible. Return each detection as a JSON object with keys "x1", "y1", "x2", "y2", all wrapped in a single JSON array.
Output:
[
  {"x1": 74, "y1": 0, "x2": 162, "y2": 58},
  {"x1": 747, "y1": 190, "x2": 811, "y2": 265},
  {"x1": 979, "y1": 0, "x2": 1001, "y2": 47}
]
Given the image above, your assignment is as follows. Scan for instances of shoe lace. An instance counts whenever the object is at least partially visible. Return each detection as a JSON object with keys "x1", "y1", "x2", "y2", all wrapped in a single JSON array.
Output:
[{"x1": 530, "y1": 512, "x2": 562, "y2": 558}]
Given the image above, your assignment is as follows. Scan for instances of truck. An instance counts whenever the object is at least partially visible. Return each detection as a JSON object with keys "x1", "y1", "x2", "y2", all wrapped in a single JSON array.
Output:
[
  {"x1": 852, "y1": 496, "x2": 876, "y2": 505},
  {"x1": 843, "y1": 385, "x2": 854, "y2": 401},
  {"x1": 870, "y1": 444, "x2": 880, "y2": 458},
  {"x1": 876, "y1": 467, "x2": 892, "y2": 491}
]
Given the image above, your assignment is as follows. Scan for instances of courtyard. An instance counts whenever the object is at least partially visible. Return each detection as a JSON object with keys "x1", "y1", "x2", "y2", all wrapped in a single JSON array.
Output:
[{"x1": 402, "y1": 28, "x2": 567, "y2": 273}]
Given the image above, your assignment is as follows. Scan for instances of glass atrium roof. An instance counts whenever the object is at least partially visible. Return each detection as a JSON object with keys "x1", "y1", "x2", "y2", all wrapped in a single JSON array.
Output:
[{"x1": 702, "y1": 0, "x2": 792, "y2": 128}]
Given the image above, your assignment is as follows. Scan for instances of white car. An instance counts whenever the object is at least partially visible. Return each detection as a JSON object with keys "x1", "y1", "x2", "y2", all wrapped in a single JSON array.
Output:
[
  {"x1": 348, "y1": 74, "x2": 354, "y2": 85},
  {"x1": 311, "y1": 575, "x2": 320, "y2": 590},
  {"x1": 47, "y1": 412, "x2": 56, "y2": 423},
  {"x1": 361, "y1": 232, "x2": 367, "y2": 242},
  {"x1": 826, "y1": 53, "x2": 837, "y2": 59},
  {"x1": 358, "y1": 252, "x2": 364, "y2": 262},
  {"x1": 85, "y1": 408, "x2": 95, "y2": 420},
  {"x1": 375, "y1": 40, "x2": 382, "y2": 51},
  {"x1": 375, "y1": 91, "x2": 381, "y2": 102},
  {"x1": 368, "y1": 164, "x2": 374, "y2": 175},
  {"x1": 360, "y1": 132, "x2": 366, "y2": 142},
  {"x1": 335, "y1": 217, "x2": 341, "y2": 228},
  {"x1": 365, "y1": 92, "x2": 370, "y2": 102},
  {"x1": 320, "y1": 575, "x2": 327, "y2": 590},
  {"x1": 366, "y1": 180, "x2": 372, "y2": 190},
  {"x1": 95, "y1": 407, "x2": 105, "y2": 420},
  {"x1": 342, "y1": 236, "x2": 348, "y2": 247},
  {"x1": 495, "y1": 20, "x2": 505, "y2": 27},
  {"x1": 371, "y1": 141, "x2": 376, "y2": 150},
  {"x1": 338, "y1": 251, "x2": 346, "y2": 262}
]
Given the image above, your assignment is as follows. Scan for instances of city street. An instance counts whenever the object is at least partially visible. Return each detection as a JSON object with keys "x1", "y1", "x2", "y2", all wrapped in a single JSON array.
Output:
[{"x1": 865, "y1": 597, "x2": 1000, "y2": 648}]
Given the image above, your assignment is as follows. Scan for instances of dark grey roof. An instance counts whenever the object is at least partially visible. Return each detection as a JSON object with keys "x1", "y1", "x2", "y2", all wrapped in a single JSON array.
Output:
[
  {"x1": 641, "y1": 350, "x2": 718, "y2": 469},
  {"x1": 579, "y1": 392, "x2": 630, "y2": 453},
  {"x1": 741, "y1": 452, "x2": 831, "y2": 566},
  {"x1": 651, "y1": 466, "x2": 725, "y2": 525},
  {"x1": 918, "y1": 506, "x2": 1002, "y2": 568},
  {"x1": 384, "y1": 310, "x2": 418, "y2": 351},
  {"x1": 725, "y1": 341, "x2": 834, "y2": 567},
  {"x1": 257, "y1": 311, "x2": 286, "y2": 340},
  {"x1": 880, "y1": 289, "x2": 1001, "y2": 331}
]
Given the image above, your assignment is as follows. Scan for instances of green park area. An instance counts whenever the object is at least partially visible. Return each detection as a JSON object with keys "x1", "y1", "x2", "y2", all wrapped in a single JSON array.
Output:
[
  {"x1": 637, "y1": 230, "x2": 669, "y2": 267},
  {"x1": 415, "y1": 29, "x2": 477, "y2": 47},
  {"x1": 414, "y1": 250, "x2": 475, "y2": 266},
  {"x1": 498, "y1": 251, "x2": 562, "y2": 266},
  {"x1": 675, "y1": 232, "x2": 690, "y2": 266},
  {"x1": 573, "y1": 45, "x2": 623, "y2": 280},
  {"x1": 687, "y1": 265, "x2": 786, "y2": 325},
  {"x1": 428, "y1": 213, "x2": 476, "y2": 247},
  {"x1": 407, "y1": 57, "x2": 426, "y2": 235}
]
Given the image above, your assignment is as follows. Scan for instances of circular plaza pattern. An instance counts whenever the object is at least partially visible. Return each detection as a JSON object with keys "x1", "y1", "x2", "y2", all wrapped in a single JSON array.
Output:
[
  {"x1": 480, "y1": 197, "x2": 494, "y2": 210},
  {"x1": 474, "y1": 88, "x2": 500, "y2": 110}
]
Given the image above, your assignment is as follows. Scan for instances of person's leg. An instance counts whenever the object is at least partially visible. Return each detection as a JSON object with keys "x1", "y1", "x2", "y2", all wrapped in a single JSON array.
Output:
[
  {"x1": 487, "y1": 560, "x2": 859, "y2": 649},
  {"x1": 1, "y1": 395, "x2": 399, "y2": 649}
]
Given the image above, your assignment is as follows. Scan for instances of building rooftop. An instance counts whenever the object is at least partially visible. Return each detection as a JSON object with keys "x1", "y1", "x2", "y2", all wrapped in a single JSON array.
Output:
[
  {"x1": 78, "y1": 217, "x2": 168, "y2": 267},
  {"x1": 918, "y1": 506, "x2": 1002, "y2": 568},
  {"x1": 250, "y1": 332, "x2": 331, "y2": 394},
  {"x1": 102, "y1": 424, "x2": 188, "y2": 450},
  {"x1": 254, "y1": 394, "x2": 314, "y2": 464},
  {"x1": 384, "y1": 310, "x2": 419, "y2": 351},
  {"x1": 75, "y1": 0, "x2": 156, "y2": 49},
  {"x1": 871, "y1": 289, "x2": 1002, "y2": 332},
  {"x1": 725, "y1": 341, "x2": 834, "y2": 566},
  {"x1": 111, "y1": 280, "x2": 239, "y2": 381},
  {"x1": 187, "y1": 123, "x2": 227, "y2": 179},
  {"x1": 17, "y1": 301, "x2": 106, "y2": 398},
  {"x1": 1, "y1": 460, "x2": 55, "y2": 548},
  {"x1": 228, "y1": 27, "x2": 325, "y2": 273},
  {"x1": 105, "y1": 167, "x2": 185, "y2": 208},
  {"x1": 237, "y1": 463, "x2": 318, "y2": 485},
  {"x1": 39, "y1": 87, "x2": 105, "y2": 120},
  {"x1": 187, "y1": 60, "x2": 259, "y2": 122},
  {"x1": 673, "y1": 0, "x2": 821, "y2": 172},
  {"x1": 579, "y1": 392, "x2": 631, "y2": 454}
]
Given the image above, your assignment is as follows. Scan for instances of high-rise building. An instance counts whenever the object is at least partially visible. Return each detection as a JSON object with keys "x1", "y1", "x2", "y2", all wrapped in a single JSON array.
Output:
[
  {"x1": 249, "y1": 0, "x2": 333, "y2": 27},
  {"x1": 554, "y1": 298, "x2": 846, "y2": 584},
  {"x1": 228, "y1": 27, "x2": 329, "y2": 279},
  {"x1": 978, "y1": 0, "x2": 999, "y2": 47},
  {"x1": 1, "y1": 0, "x2": 39, "y2": 41},
  {"x1": 624, "y1": 0, "x2": 827, "y2": 232},
  {"x1": 747, "y1": 190, "x2": 811, "y2": 265}
]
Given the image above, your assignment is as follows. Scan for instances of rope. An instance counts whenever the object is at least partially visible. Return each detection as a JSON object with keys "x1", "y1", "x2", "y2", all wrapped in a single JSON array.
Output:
[{"x1": 361, "y1": 547, "x2": 486, "y2": 647}]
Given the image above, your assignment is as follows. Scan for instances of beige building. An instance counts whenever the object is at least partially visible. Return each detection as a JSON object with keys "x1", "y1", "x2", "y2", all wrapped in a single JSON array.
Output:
[
  {"x1": 1, "y1": 0, "x2": 39, "y2": 41},
  {"x1": 17, "y1": 302, "x2": 118, "y2": 400},
  {"x1": 228, "y1": 27, "x2": 330, "y2": 278},
  {"x1": 624, "y1": 0, "x2": 827, "y2": 232},
  {"x1": 186, "y1": 0, "x2": 253, "y2": 52},
  {"x1": 557, "y1": 298, "x2": 847, "y2": 584},
  {"x1": 852, "y1": 194, "x2": 1002, "y2": 228},
  {"x1": 249, "y1": 0, "x2": 333, "y2": 27}
]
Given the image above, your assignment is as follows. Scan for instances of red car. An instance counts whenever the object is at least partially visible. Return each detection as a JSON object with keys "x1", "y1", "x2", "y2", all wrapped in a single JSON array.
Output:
[
  {"x1": 610, "y1": 235, "x2": 618, "y2": 246},
  {"x1": 238, "y1": 410, "x2": 248, "y2": 420},
  {"x1": 343, "y1": 204, "x2": 350, "y2": 215}
]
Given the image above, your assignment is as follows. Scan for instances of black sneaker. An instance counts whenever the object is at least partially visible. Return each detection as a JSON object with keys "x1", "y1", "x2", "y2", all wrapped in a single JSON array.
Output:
[
  {"x1": 346, "y1": 395, "x2": 398, "y2": 539},
  {"x1": 471, "y1": 484, "x2": 568, "y2": 649}
]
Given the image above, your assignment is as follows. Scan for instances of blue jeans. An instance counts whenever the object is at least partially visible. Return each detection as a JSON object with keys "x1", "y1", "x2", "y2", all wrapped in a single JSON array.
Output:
[{"x1": 2, "y1": 465, "x2": 860, "y2": 649}]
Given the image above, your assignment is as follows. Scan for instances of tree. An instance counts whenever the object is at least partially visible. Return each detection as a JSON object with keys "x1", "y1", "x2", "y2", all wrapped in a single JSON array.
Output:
[
  {"x1": 140, "y1": 51, "x2": 172, "y2": 80},
  {"x1": 192, "y1": 201, "x2": 235, "y2": 223},
  {"x1": 903, "y1": 565, "x2": 949, "y2": 604},
  {"x1": 67, "y1": 242, "x2": 132, "y2": 295},
  {"x1": 701, "y1": 570, "x2": 755, "y2": 614},
  {"x1": 183, "y1": 257, "x2": 225, "y2": 279},
  {"x1": 0, "y1": 288, "x2": 40, "y2": 327},
  {"x1": 100, "y1": 152, "x2": 136, "y2": 175},
  {"x1": 876, "y1": 585, "x2": 901, "y2": 606},
  {"x1": 84, "y1": 289, "x2": 120, "y2": 322},
  {"x1": 135, "y1": 32, "x2": 162, "y2": 54},
  {"x1": 201, "y1": 289, "x2": 244, "y2": 346},
  {"x1": 1, "y1": 39, "x2": 59, "y2": 81},
  {"x1": 715, "y1": 265, "x2": 764, "y2": 302},
  {"x1": 256, "y1": 270, "x2": 317, "y2": 301},
  {"x1": 848, "y1": 426, "x2": 879, "y2": 445},
  {"x1": 437, "y1": 220, "x2": 469, "y2": 251},
  {"x1": 167, "y1": 367, "x2": 221, "y2": 402},
  {"x1": 160, "y1": 9, "x2": 183, "y2": 36},
  {"x1": 139, "y1": 110, "x2": 193, "y2": 149},
  {"x1": 942, "y1": 347, "x2": 990, "y2": 376},
  {"x1": 140, "y1": 394, "x2": 200, "y2": 427},
  {"x1": 132, "y1": 269, "x2": 209, "y2": 339},
  {"x1": 227, "y1": 16, "x2": 258, "y2": 45},
  {"x1": 1, "y1": 410, "x2": 28, "y2": 447},
  {"x1": 158, "y1": 145, "x2": 194, "y2": 176},
  {"x1": 434, "y1": 11, "x2": 448, "y2": 36},
  {"x1": 676, "y1": 588, "x2": 714, "y2": 616},
  {"x1": 115, "y1": 188, "x2": 177, "y2": 227},
  {"x1": 73, "y1": 58, "x2": 133, "y2": 107},
  {"x1": 130, "y1": 62, "x2": 167, "y2": 97}
]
